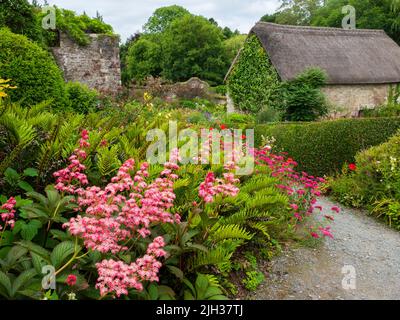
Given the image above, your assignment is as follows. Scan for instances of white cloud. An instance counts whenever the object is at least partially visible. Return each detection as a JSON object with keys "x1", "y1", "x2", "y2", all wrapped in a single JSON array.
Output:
[{"x1": 32, "y1": 0, "x2": 280, "y2": 41}]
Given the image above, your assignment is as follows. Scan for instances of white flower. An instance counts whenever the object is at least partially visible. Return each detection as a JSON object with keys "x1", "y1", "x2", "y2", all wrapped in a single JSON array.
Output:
[{"x1": 68, "y1": 292, "x2": 77, "y2": 300}]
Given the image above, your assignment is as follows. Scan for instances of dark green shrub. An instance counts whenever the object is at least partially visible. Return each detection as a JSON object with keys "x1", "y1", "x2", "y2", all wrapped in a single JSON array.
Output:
[
  {"x1": 0, "y1": 28, "x2": 67, "y2": 108},
  {"x1": 180, "y1": 100, "x2": 197, "y2": 109},
  {"x1": 255, "y1": 117, "x2": 400, "y2": 176},
  {"x1": 278, "y1": 68, "x2": 328, "y2": 122},
  {"x1": 226, "y1": 35, "x2": 281, "y2": 113},
  {"x1": 65, "y1": 82, "x2": 99, "y2": 114},
  {"x1": 222, "y1": 113, "x2": 255, "y2": 129},
  {"x1": 330, "y1": 132, "x2": 400, "y2": 228},
  {"x1": 256, "y1": 108, "x2": 282, "y2": 124},
  {"x1": 214, "y1": 85, "x2": 227, "y2": 95}
]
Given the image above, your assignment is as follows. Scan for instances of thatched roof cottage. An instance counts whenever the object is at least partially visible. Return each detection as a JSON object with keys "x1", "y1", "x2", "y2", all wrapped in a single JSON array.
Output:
[{"x1": 226, "y1": 22, "x2": 400, "y2": 117}]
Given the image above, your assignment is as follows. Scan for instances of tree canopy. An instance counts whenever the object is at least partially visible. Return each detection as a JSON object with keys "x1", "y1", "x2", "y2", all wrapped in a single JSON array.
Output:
[
  {"x1": 261, "y1": 0, "x2": 400, "y2": 44},
  {"x1": 123, "y1": 6, "x2": 243, "y2": 85},
  {"x1": 143, "y1": 5, "x2": 189, "y2": 34},
  {"x1": 160, "y1": 15, "x2": 228, "y2": 85}
]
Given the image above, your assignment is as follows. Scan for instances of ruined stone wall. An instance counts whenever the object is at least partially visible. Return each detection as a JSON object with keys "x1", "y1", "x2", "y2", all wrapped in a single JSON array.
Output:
[
  {"x1": 322, "y1": 84, "x2": 393, "y2": 118},
  {"x1": 52, "y1": 33, "x2": 121, "y2": 95}
]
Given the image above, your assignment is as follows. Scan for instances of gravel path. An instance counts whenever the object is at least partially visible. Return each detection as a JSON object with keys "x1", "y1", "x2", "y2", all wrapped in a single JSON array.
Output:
[{"x1": 250, "y1": 197, "x2": 400, "y2": 300}]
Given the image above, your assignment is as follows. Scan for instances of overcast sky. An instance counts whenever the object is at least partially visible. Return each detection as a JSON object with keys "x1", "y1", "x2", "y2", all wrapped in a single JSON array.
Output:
[{"x1": 32, "y1": 0, "x2": 281, "y2": 42}]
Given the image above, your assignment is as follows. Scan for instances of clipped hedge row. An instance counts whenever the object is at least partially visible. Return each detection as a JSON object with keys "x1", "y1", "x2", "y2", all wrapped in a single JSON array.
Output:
[{"x1": 255, "y1": 117, "x2": 400, "y2": 176}]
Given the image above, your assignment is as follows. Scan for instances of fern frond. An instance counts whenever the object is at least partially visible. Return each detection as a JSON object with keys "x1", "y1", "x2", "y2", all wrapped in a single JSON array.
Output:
[
  {"x1": 220, "y1": 208, "x2": 271, "y2": 225},
  {"x1": 249, "y1": 222, "x2": 271, "y2": 240},
  {"x1": 96, "y1": 145, "x2": 121, "y2": 176},
  {"x1": 240, "y1": 176, "x2": 277, "y2": 194},
  {"x1": 204, "y1": 274, "x2": 221, "y2": 288},
  {"x1": 0, "y1": 112, "x2": 36, "y2": 174},
  {"x1": 209, "y1": 224, "x2": 253, "y2": 242},
  {"x1": 246, "y1": 193, "x2": 288, "y2": 210}
]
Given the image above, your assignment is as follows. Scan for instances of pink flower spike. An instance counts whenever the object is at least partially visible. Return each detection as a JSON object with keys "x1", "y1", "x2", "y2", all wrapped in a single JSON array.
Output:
[
  {"x1": 331, "y1": 206, "x2": 340, "y2": 213},
  {"x1": 319, "y1": 226, "x2": 334, "y2": 239},
  {"x1": 310, "y1": 232, "x2": 320, "y2": 239}
]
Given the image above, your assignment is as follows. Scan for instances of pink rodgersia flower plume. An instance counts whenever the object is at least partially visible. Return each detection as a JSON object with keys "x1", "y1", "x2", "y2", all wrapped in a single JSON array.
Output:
[
  {"x1": 57, "y1": 135, "x2": 181, "y2": 297},
  {"x1": 0, "y1": 197, "x2": 16, "y2": 230},
  {"x1": 53, "y1": 130, "x2": 90, "y2": 194},
  {"x1": 95, "y1": 237, "x2": 166, "y2": 297}
]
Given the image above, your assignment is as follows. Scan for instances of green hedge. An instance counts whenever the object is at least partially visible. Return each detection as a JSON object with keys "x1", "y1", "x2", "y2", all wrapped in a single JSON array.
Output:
[{"x1": 255, "y1": 117, "x2": 400, "y2": 176}]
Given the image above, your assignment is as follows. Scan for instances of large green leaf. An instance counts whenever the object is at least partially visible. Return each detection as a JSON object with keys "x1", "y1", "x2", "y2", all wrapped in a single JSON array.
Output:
[
  {"x1": 4, "y1": 167, "x2": 20, "y2": 185},
  {"x1": 50, "y1": 241, "x2": 78, "y2": 269},
  {"x1": 18, "y1": 181, "x2": 34, "y2": 192},
  {"x1": 195, "y1": 274, "x2": 209, "y2": 299},
  {"x1": 0, "y1": 230, "x2": 14, "y2": 247},
  {"x1": 16, "y1": 241, "x2": 51, "y2": 263},
  {"x1": 4, "y1": 246, "x2": 28, "y2": 268},
  {"x1": 14, "y1": 220, "x2": 42, "y2": 241},
  {"x1": 0, "y1": 271, "x2": 11, "y2": 298},
  {"x1": 148, "y1": 283, "x2": 159, "y2": 300},
  {"x1": 204, "y1": 286, "x2": 224, "y2": 299},
  {"x1": 23, "y1": 168, "x2": 38, "y2": 177},
  {"x1": 10, "y1": 268, "x2": 38, "y2": 297},
  {"x1": 31, "y1": 252, "x2": 46, "y2": 274},
  {"x1": 166, "y1": 265, "x2": 184, "y2": 280}
]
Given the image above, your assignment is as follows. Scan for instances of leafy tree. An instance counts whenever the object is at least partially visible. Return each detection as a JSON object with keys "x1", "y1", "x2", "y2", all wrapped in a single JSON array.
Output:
[
  {"x1": 120, "y1": 32, "x2": 142, "y2": 84},
  {"x1": 224, "y1": 34, "x2": 247, "y2": 62},
  {"x1": 311, "y1": 0, "x2": 400, "y2": 44},
  {"x1": 161, "y1": 15, "x2": 228, "y2": 85},
  {"x1": 222, "y1": 26, "x2": 241, "y2": 40},
  {"x1": 261, "y1": 0, "x2": 323, "y2": 25},
  {"x1": 126, "y1": 37, "x2": 162, "y2": 83},
  {"x1": 0, "y1": 0, "x2": 43, "y2": 43},
  {"x1": 143, "y1": 5, "x2": 189, "y2": 34},
  {"x1": 261, "y1": 0, "x2": 400, "y2": 44}
]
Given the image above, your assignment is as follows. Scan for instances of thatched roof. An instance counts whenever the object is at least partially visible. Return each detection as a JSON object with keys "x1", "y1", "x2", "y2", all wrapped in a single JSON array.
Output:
[{"x1": 227, "y1": 22, "x2": 400, "y2": 85}]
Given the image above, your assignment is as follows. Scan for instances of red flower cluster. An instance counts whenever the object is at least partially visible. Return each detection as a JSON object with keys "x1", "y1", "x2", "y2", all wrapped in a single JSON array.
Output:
[
  {"x1": 348, "y1": 163, "x2": 357, "y2": 171},
  {"x1": 66, "y1": 274, "x2": 77, "y2": 287},
  {"x1": 252, "y1": 147, "x2": 337, "y2": 239}
]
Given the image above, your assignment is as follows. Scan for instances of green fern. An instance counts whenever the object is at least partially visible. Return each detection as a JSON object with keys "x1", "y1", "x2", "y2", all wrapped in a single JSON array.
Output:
[
  {"x1": 248, "y1": 222, "x2": 271, "y2": 240},
  {"x1": 209, "y1": 224, "x2": 254, "y2": 242},
  {"x1": 96, "y1": 145, "x2": 121, "y2": 177},
  {"x1": 240, "y1": 176, "x2": 276, "y2": 194},
  {"x1": 220, "y1": 208, "x2": 271, "y2": 225},
  {"x1": 193, "y1": 239, "x2": 243, "y2": 272},
  {"x1": 0, "y1": 112, "x2": 36, "y2": 174}
]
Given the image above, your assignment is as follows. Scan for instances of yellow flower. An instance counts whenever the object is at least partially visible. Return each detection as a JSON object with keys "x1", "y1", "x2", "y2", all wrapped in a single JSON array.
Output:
[
  {"x1": 0, "y1": 78, "x2": 17, "y2": 99},
  {"x1": 143, "y1": 92, "x2": 153, "y2": 103}
]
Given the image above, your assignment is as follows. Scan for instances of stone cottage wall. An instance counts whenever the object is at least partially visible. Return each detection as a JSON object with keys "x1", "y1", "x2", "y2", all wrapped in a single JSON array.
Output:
[
  {"x1": 322, "y1": 84, "x2": 393, "y2": 117},
  {"x1": 52, "y1": 33, "x2": 121, "y2": 95}
]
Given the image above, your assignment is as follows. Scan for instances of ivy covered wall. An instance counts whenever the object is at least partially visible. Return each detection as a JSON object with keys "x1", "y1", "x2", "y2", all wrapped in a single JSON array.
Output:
[{"x1": 226, "y1": 35, "x2": 281, "y2": 114}]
